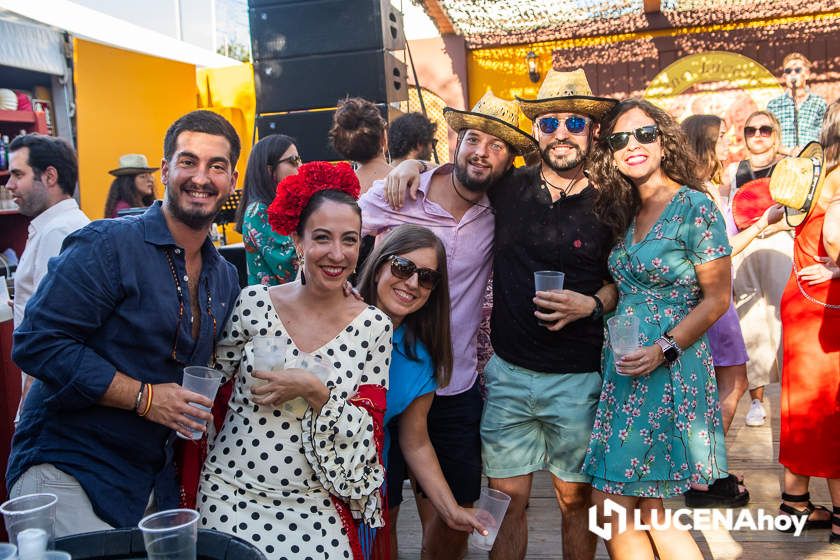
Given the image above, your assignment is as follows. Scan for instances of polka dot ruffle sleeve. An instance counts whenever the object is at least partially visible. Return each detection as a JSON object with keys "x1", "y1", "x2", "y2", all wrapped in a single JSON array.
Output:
[{"x1": 301, "y1": 319, "x2": 392, "y2": 527}]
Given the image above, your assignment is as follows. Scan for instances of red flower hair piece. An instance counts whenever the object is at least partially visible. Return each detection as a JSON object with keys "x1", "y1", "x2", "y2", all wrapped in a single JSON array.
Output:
[{"x1": 267, "y1": 161, "x2": 361, "y2": 235}]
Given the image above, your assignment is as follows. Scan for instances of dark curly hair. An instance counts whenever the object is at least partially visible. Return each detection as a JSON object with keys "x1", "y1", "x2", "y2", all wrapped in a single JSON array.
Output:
[
  {"x1": 104, "y1": 174, "x2": 156, "y2": 218},
  {"x1": 387, "y1": 112, "x2": 437, "y2": 160},
  {"x1": 328, "y1": 97, "x2": 386, "y2": 163},
  {"x1": 590, "y1": 98, "x2": 706, "y2": 241}
]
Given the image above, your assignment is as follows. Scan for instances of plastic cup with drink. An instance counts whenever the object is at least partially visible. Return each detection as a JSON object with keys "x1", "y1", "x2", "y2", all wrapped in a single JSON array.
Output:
[
  {"x1": 607, "y1": 314, "x2": 640, "y2": 375},
  {"x1": 284, "y1": 353, "x2": 332, "y2": 417},
  {"x1": 1, "y1": 493, "x2": 57, "y2": 556},
  {"x1": 534, "y1": 271, "x2": 565, "y2": 326},
  {"x1": 468, "y1": 487, "x2": 511, "y2": 551},
  {"x1": 177, "y1": 366, "x2": 223, "y2": 440}
]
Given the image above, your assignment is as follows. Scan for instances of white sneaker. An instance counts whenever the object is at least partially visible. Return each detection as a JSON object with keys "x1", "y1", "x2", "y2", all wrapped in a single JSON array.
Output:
[{"x1": 745, "y1": 399, "x2": 766, "y2": 426}]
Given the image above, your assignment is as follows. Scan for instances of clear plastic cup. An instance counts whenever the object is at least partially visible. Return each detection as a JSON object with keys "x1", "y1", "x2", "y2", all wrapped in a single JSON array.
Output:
[
  {"x1": 177, "y1": 366, "x2": 223, "y2": 440},
  {"x1": 534, "y1": 270, "x2": 565, "y2": 292},
  {"x1": 1, "y1": 493, "x2": 57, "y2": 554},
  {"x1": 43, "y1": 552, "x2": 72, "y2": 560},
  {"x1": 284, "y1": 353, "x2": 332, "y2": 417},
  {"x1": 607, "y1": 314, "x2": 640, "y2": 374},
  {"x1": 138, "y1": 508, "x2": 199, "y2": 560},
  {"x1": 468, "y1": 487, "x2": 511, "y2": 551},
  {"x1": 251, "y1": 336, "x2": 288, "y2": 371},
  {"x1": 534, "y1": 271, "x2": 565, "y2": 326},
  {"x1": 0, "y1": 543, "x2": 17, "y2": 560}
]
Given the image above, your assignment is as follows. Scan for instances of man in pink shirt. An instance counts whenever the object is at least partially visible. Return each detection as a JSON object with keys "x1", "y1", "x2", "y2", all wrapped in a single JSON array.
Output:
[{"x1": 359, "y1": 91, "x2": 537, "y2": 558}]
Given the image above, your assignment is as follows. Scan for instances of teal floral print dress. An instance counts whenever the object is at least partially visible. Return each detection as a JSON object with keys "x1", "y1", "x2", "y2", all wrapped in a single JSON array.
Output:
[
  {"x1": 583, "y1": 187, "x2": 731, "y2": 498},
  {"x1": 242, "y1": 201, "x2": 297, "y2": 286}
]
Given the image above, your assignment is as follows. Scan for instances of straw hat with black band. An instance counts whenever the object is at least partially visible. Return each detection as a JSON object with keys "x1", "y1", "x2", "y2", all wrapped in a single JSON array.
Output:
[
  {"x1": 444, "y1": 90, "x2": 537, "y2": 156},
  {"x1": 769, "y1": 142, "x2": 826, "y2": 227},
  {"x1": 109, "y1": 154, "x2": 159, "y2": 176},
  {"x1": 516, "y1": 68, "x2": 618, "y2": 122}
]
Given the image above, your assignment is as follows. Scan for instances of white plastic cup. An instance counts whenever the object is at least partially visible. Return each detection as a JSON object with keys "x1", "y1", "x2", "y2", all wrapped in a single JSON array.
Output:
[
  {"x1": 468, "y1": 487, "x2": 511, "y2": 551},
  {"x1": 0, "y1": 543, "x2": 17, "y2": 560},
  {"x1": 534, "y1": 271, "x2": 565, "y2": 326},
  {"x1": 607, "y1": 314, "x2": 640, "y2": 374},
  {"x1": 138, "y1": 508, "x2": 199, "y2": 560},
  {"x1": 534, "y1": 270, "x2": 565, "y2": 292},
  {"x1": 1, "y1": 493, "x2": 57, "y2": 554},
  {"x1": 251, "y1": 336, "x2": 288, "y2": 371},
  {"x1": 178, "y1": 366, "x2": 223, "y2": 440},
  {"x1": 284, "y1": 354, "x2": 332, "y2": 417}
]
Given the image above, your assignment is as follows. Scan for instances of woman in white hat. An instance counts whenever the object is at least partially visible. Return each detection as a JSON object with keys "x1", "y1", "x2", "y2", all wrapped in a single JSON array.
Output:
[{"x1": 104, "y1": 154, "x2": 158, "y2": 218}]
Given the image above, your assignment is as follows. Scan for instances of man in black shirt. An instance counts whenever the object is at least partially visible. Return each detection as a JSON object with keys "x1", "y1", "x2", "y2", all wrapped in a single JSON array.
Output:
[
  {"x1": 479, "y1": 69, "x2": 618, "y2": 560},
  {"x1": 383, "y1": 71, "x2": 618, "y2": 558}
]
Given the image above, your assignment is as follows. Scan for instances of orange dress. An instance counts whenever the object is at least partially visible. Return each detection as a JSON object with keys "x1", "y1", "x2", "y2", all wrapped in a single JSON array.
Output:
[{"x1": 779, "y1": 204, "x2": 840, "y2": 478}]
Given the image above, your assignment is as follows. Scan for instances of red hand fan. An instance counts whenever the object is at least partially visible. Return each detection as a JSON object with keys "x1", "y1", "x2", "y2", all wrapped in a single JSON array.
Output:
[{"x1": 731, "y1": 177, "x2": 774, "y2": 231}]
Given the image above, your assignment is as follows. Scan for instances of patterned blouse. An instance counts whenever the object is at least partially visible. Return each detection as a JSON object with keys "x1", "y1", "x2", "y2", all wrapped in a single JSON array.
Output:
[{"x1": 242, "y1": 201, "x2": 297, "y2": 286}]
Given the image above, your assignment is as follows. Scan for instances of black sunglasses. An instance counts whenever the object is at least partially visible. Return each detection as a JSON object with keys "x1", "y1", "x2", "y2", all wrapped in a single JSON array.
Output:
[
  {"x1": 606, "y1": 125, "x2": 659, "y2": 151},
  {"x1": 537, "y1": 115, "x2": 589, "y2": 136},
  {"x1": 744, "y1": 125, "x2": 774, "y2": 138},
  {"x1": 783, "y1": 67, "x2": 804, "y2": 75},
  {"x1": 388, "y1": 255, "x2": 440, "y2": 290},
  {"x1": 275, "y1": 154, "x2": 302, "y2": 167}
]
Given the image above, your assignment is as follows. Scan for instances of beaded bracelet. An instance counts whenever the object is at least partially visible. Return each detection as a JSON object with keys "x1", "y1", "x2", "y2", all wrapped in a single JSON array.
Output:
[{"x1": 139, "y1": 384, "x2": 154, "y2": 417}]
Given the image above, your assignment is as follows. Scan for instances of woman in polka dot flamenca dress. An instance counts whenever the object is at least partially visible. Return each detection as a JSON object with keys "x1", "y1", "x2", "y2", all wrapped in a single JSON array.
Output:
[{"x1": 198, "y1": 162, "x2": 392, "y2": 559}]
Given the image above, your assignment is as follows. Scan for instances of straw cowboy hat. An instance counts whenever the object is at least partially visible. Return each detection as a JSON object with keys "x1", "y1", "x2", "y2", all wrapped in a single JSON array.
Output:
[
  {"x1": 108, "y1": 154, "x2": 159, "y2": 176},
  {"x1": 516, "y1": 68, "x2": 618, "y2": 121},
  {"x1": 444, "y1": 90, "x2": 537, "y2": 156},
  {"x1": 769, "y1": 142, "x2": 826, "y2": 226}
]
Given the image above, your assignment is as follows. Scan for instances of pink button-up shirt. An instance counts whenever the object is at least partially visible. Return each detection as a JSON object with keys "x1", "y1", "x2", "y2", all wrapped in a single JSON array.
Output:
[{"x1": 359, "y1": 164, "x2": 494, "y2": 396}]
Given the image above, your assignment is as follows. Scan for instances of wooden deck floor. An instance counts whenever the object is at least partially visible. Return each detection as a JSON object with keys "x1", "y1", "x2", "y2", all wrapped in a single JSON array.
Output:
[{"x1": 394, "y1": 383, "x2": 840, "y2": 559}]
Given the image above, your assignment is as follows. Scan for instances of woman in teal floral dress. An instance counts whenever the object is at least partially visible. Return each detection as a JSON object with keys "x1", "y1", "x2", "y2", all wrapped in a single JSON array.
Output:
[
  {"x1": 586, "y1": 99, "x2": 733, "y2": 559},
  {"x1": 235, "y1": 134, "x2": 302, "y2": 285}
]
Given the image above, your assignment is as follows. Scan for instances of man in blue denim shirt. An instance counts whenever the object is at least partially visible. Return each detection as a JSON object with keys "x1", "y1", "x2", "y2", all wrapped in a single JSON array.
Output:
[{"x1": 7, "y1": 111, "x2": 241, "y2": 535}]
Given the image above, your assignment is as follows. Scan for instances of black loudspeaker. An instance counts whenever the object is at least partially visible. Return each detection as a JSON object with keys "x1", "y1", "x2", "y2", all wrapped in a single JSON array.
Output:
[
  {"x1": 257, "y1": 105, "x2": 401, "y2": 162},
  {"x1": 254, "y1": 50, "x2": 407, "y2": 113},
  {"x1": 250, "y1": 0, "x2": 404, "y2": 59}
]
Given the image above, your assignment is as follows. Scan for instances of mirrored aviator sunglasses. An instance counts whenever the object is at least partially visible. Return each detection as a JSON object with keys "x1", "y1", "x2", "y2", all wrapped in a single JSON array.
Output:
[
  {"x1": 537, "y1": 115, "x2": 589, "y2": 135},
  {"x1": 606, "y1": 125, "x2": 659, "y2": 151},
  {"x1": 389, "y1": 255, "x2": 441, "y2": 290}
]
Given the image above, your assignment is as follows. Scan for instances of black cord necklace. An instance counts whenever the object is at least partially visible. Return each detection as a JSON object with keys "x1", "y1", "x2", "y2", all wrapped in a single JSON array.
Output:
[
  {"x1": 540, "y1": 164, "x2": 583, "y2": 202},
  {"x1": 450, "y1": 171, "x2": 494, "y2": 213}
]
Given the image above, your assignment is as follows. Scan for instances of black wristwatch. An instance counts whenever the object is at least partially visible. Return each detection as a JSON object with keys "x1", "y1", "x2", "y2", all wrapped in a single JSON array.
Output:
[
  {"x1": 655, "y1": 334, "x2": 681, "y2": 364},
  {"x1": 589, "y1": 295, "x2": 604, "y2": 320}
]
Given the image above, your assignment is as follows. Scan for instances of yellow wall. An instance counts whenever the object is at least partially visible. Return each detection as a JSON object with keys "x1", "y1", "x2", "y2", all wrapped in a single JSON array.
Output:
[
  {"x1": 74, "y1": 39, "x2": 197, "y2": 219},
  {"x1": 196, "y1": 63, "x2": 256, "y2": 244}
]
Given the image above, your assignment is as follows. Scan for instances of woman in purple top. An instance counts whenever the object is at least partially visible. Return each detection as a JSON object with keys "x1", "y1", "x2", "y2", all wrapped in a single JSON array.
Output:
[{"x1": 681, "y1": 115, "x2": 785, "y2": 506}]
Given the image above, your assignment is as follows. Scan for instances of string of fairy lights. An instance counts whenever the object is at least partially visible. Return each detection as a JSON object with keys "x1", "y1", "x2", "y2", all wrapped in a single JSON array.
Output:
[{"x1": 413, "y1": 0, "x2": 839, "y2": 48}]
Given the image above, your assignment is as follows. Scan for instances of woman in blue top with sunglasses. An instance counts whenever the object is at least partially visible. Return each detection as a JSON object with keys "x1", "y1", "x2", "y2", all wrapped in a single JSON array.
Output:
[
  {"x1": 584, "y1": 99, "x2": 732, "y2": 559},
  {"x1": 356, "y1": 224, "x2": 485, "y2": 558}
]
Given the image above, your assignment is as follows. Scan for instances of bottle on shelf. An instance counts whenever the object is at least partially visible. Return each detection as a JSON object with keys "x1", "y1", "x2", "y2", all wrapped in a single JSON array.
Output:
[{"x1": 0, "y1": 135, "x2": 6, "y2": 170}]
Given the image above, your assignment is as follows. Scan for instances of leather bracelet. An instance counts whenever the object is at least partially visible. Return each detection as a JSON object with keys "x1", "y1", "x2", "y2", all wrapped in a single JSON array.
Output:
[
  {"x1": 134, "y1": 382, "x2": 146, "y2": 414},
  {"x1": 139, "y1": 384, "x2": 153, "y2": 417},
  {"x1": 418, "y1": 160, "x2": 429, "y2": 174},
  {"x1": 589, "y1": 294, "x2": 604, "y2": 320}
]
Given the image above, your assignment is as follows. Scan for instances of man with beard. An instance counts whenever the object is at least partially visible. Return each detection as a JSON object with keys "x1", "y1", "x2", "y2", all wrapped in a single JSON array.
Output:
[
  {"x1": 359, "y1": 91, "x2": 537, "y2": 559},
  {"x1": 384, "y1": 70, "x2": 619, "y2": 559},
  {"x1": 8, "y1": 110, "x2": 241, "y2": 536}
]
